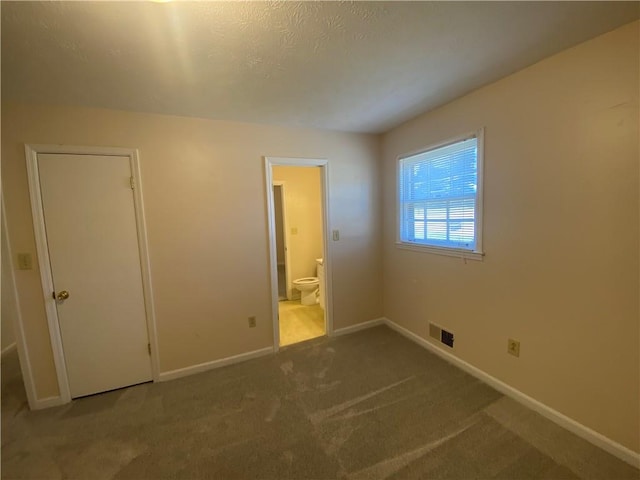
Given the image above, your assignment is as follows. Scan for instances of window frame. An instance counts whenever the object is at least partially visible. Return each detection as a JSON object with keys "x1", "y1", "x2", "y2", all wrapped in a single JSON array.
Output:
[{"x1": 395, "y1": 128, "x2": 485, "y2": 260}]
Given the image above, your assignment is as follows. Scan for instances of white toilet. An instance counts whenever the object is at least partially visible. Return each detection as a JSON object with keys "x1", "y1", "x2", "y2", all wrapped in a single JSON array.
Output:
[
  {"x1": 316, "y1": 258, "x2": 325, "y2": 310},
  {"x1": 292, "y1": 277, "x2": 320, "y2": 305}
]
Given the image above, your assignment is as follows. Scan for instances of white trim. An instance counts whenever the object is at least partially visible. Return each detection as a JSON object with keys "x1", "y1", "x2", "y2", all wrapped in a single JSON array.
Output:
[
  {"x1": 159, "y1": 347, "x2": 274, "y2": 382},
  {"x1": 24, "y1": 144, "x2": 160, "y2": 404},
  {"x1": 395, "y1": 242, "x2": 484, "y2": 261},
  {"x1": 264, "y1": 157, "x2": 333, "y2": 352},
  {"x1": 265, "y1": 160, "x2": 279, "y2": 349},
  {"x1": 130, "y1": 151, "x2": 161, "y2": 381},
  {"x1": 25, "y1": 145, "x2": 73, "y2": 404},
  {"x1": 383, "y1": 317, "x2": 640, "y2": 468},
  {"x1": 25, "y1": 144, "x2": 138, "y2": 157},
  {"x1": 333, "y1": 318, "x2": 385, "y2": 336},
  {"x1": 33, "y1": 395, "x2": 67, "y2": 410},
  {"x1": 321, "y1": 161, "x2": 334, "y2": 339},
  {"x1": 475, "y1": 128, "x2": 485, "y2": 255},
  {"x1": 1, "y1": 198, "x2": 38, "y2": 409},
  {"x1": 1, "y1": 343, "x2": 17, "y2": 357},
  {"x1": 273, "y1": 182, "x2": 293, "y2": 300},
  {"x1": 397, "y1": 130, "x2": 481, "y2": 161},
  {"x1": 395, "y1": 128, "x2": 485, "y2": 258}
]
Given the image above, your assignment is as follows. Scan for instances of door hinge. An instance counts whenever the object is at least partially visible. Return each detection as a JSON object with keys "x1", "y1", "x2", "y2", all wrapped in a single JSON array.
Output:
[
  {"x1": 147, "y1": 343, "x2": 151, "y2": 355},
  {"x1": 130, "y1": 176, "x2": 135, "y2": 190}
]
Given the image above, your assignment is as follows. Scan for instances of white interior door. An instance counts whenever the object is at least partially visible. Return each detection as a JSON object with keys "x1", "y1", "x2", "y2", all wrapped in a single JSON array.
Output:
[{"x1": 38, "y1": 153, "x2": 152, "y2": 398}]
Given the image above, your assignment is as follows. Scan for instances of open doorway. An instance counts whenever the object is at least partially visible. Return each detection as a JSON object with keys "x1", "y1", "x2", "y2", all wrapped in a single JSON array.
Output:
[
  {"x1": 272, "y1": 183, "x2": 289, "y2": 301},
  {"x1": 265, "y1": 157, "x2": 332, "y2": 350}
]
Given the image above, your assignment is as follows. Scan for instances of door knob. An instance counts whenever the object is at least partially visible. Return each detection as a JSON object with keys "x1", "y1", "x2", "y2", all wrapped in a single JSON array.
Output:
[{"x1": 56, "y1": 290, "x2": 70, "y2": 301}]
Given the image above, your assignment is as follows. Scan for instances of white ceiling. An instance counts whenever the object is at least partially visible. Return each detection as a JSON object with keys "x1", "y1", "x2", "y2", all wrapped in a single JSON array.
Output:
[{"x1": 2, "y1": 1, "x2": 638, "y2": 133}]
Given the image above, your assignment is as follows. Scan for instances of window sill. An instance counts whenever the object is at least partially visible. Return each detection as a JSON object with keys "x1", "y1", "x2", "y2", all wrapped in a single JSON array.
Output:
[{"x1": 395, "y1": 242, "x2": 484, "y2": 261}]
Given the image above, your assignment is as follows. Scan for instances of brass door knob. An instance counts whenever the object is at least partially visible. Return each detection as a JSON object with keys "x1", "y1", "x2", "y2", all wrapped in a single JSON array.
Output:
[{"x1": 57, "y1": 290, "x2": 70, "y2": 301}]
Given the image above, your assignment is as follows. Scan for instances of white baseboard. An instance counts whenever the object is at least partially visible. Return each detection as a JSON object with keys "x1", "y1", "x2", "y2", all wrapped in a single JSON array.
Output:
[
  {"x1": 30, "y1": 347, "x2": 274, "y2": 409},
  {"x1": 33, "y1": 395, "x2": 66, "y2": 410},
  {"x1": 158, "y1": 346, "x2": 274, "y2": 382},
  {"x1": 383, "y1": 317, "x2": 640, "y2": 468},
  {"x1": 160, "y1": 318, "x2": 385, "y2": 382},
  {"x1": 1, "y1": 343, "x2": 17, "y2": 357},
  {"x1": 333, "y1": 318, "x2": 385, "y2": 336}
]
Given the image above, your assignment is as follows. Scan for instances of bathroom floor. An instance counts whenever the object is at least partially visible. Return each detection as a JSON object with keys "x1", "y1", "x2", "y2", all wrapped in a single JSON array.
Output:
[{"x1": 279, "y1": 300, "x2": 325, "y2": 346}]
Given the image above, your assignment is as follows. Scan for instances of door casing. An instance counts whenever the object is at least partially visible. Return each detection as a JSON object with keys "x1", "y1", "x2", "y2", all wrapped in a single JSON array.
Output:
[
  {"x1": 1, "y1": 197, "x2": 39, "y2": 409},
  {"x1": 273, "y1": 182, "x2": 293, "y2": 300},
  {"x1": 25, "y1": 144, "x2": 160, "y2": 406},
  {"x1": 264, "y1": 156, "x2": 333, "y2": 351}
]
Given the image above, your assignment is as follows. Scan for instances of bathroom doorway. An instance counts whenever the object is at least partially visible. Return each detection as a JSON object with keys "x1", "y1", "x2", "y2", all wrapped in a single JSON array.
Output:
[
  {"x1": 273, "y1": 183, "x2": 289, "y2": 301},
  {"x1": 265, "y1": 157, "x2": 332, "y2": 350}
]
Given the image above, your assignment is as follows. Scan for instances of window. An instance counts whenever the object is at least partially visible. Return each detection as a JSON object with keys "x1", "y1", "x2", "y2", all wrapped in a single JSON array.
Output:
[{"x1": 397, "y1": 129, "x2": 483, "y2": 258}]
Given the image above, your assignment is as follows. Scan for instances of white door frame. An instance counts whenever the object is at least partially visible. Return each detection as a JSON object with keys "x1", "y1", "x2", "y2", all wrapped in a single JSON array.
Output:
[
  {"x1": 25, "y1": 144, "x2": 160, "y2": 405},
  {"x1": 264, "y1": 157, "x2": 333, "y2": 352},
  {"x1": 1, "y1": 197, "x2": 40, "y2": 409},
  {"x1": 272, "y1": 182, "x2": 293, "y2": 300}
]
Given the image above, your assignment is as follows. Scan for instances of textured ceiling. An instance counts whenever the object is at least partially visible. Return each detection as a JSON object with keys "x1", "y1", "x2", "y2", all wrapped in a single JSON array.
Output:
[{"x1": 2, "y1": 1, "x2": 638, "y2": 133}]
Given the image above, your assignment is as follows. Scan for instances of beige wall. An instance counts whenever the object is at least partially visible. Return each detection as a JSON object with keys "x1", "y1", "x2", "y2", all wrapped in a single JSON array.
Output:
[
  {"x1": 382, "y1": 21, "x2": 639, "y2": 452},
  {"x1": 3, "y1": 19, "x2": 635, "y2": 457},
  {"x1": 1, "y1": 103, "x2": 383, "y2": 398},
  {"x1": 273, "y1": 165, "x2": 323, "y2": 297}
]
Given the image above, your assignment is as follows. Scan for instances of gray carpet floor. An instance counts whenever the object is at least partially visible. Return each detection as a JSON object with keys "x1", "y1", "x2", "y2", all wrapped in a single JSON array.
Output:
[{"x1": 2, "y1": 326, "x2": 638, "y2": 479}]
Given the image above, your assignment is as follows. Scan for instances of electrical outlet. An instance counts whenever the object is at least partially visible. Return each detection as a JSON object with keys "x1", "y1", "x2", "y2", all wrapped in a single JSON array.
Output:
[
  {"x1": 507, "y1": 338, "x2": 520, "y2": 357},
  {"x1": 248, "y1": 316, "x2": 257, "y2": 328}
]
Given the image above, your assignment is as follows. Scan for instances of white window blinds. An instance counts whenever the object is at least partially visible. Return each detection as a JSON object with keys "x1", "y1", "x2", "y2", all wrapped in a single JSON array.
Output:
[{"x1": 399, "y1": 135, "x2": 479, "y2": 251}]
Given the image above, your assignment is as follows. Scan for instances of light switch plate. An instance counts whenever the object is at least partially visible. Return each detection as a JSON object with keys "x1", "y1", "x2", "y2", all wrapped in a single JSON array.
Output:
[
  {"x1": 17, "y1": 253, "x2": 33, "y2": 270},
  {"x1": 332, "y1": 230, "x2": 340, "y2": 241},
  {"x1": 507, "y1": 338, "x2": 520, "y2": 357}
]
